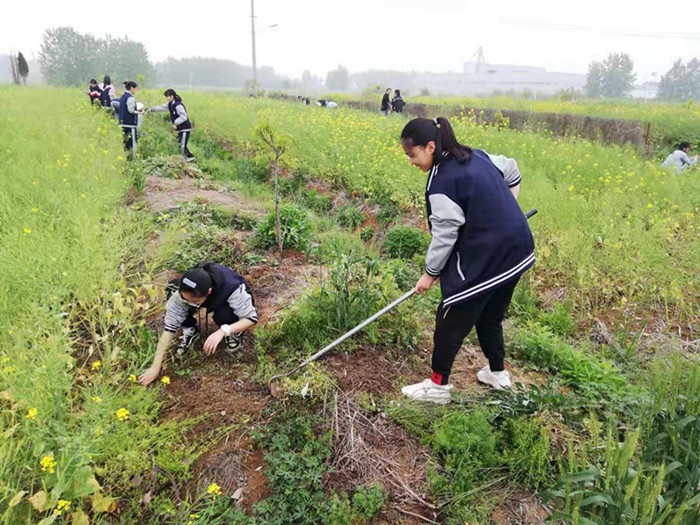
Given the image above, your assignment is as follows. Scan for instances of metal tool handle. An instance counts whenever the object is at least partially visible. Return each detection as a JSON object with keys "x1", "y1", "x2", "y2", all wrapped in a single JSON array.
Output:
[
  {"x1": 269, "y1": 289, "x2": 416, "y2": 383},
  {"x1": 525, "y1": 208, "x2": 537, "y2": 219}
]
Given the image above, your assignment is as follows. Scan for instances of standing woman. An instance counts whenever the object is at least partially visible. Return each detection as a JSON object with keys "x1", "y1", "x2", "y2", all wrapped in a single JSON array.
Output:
[
  {"x1": 399, "y1": 117, "x2": 534, "y2": 404},
  {"x1": 380, "y1": 87, "x2": 392, "y2": 116},
  {"x1": 118, "y1": 81, "x2": 144, "y2": 154},
  {"x1": 149, "y1": 89, "x2": 195, "y2": 161}
]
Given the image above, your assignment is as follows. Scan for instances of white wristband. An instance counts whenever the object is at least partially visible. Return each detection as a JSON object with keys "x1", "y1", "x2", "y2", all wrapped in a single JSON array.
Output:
[{"x1": 220, "y1": 324, "x2": 232, "y2": 336}]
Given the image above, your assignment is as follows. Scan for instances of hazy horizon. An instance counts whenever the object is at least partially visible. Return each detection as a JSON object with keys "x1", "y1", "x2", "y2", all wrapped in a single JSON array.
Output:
[{"x1": 1, "y1": 0, "x2": 698, "y2": 82}]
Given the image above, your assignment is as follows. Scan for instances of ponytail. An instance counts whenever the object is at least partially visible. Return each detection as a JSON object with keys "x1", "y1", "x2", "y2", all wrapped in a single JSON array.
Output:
[
  {"x1": 400, "y1": 117, "x2": 472, "y2": 165},
  {"x1": 163, "y1": 88, "x2": 182, "y2": 102}
]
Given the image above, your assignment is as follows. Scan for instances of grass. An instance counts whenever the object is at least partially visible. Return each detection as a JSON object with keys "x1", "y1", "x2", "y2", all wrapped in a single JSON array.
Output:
[
  {"x1": 179, "y1": 93, "x2": 699, "y2": 325},
  {"x1": 0, "y1": 86, "x2": 197, "y2": 523},
  {"x1": 3, "y1": 85, "x2": 699, "y2": 525}
]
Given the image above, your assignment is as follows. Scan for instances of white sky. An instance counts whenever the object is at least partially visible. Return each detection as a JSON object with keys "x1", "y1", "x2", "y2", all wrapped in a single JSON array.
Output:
[{"x1": 1, "y1": 0, "x2": 698, "y2": 82}]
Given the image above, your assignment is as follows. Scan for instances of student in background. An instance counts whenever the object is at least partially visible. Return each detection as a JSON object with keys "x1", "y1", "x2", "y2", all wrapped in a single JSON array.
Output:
[
  {"x1": 88, "y1": 79, "x2": 102, "y2": 106},
  {"x1": 380, "y1": 87, "x2": 391, "y2": 116},
  {"x1": 661, "y1": 142, "x2": 698, "y2": 174},
  {"x1": 149, "y1": 89, "x2": 195, "y2": 161},
  {"x1": 391, "y1": 89, "x2": 406, "y2": 114},
  {"x1": 118, "y1": 81, "x2": 144, "y2": 153}
]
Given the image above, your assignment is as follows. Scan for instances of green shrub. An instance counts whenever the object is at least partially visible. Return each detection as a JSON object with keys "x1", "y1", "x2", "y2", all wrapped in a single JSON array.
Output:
[
  {"x1": 352, "y1": 484, "x2": 386, "y2": 520},
  {"x1": 545, "y1": 428, "x2": 700, "y2": 525},
  {"x1": 302, "y1": 189, "x2": 333, "y2": 213},
  {"x1": 252, "y1": 410, "x2": 333, "y2": 525},
  {"x1": 336, "y1": 203, "x2": 365, "y2": 229},
  {"x1": 383, "y1": 226, "x2": 428, "y2": 259},
  {"x1": 360, "y1": 227, "x2": 374, "y2": 242},
  {"x1": 510, "y1": 321, "x2": 627, "y2": 391},
  {"x1": 256, "y1": 249, "x2": 420, "y2": 360},
  {"x1": 430, "y1": 410, "x2": 500, "y2": 494},
  {"x1": 253, "y1": 205, "x2": 312, "y2": 251},
  {"x1": 503, "y1": 415, "x2": 556, "y2": 489},
  {"x1": 327, "y1": 493, "x2": 354, "y2": 525},
  {"x1": 538, "y1": 301, "x2": 576, "y2": 337}
]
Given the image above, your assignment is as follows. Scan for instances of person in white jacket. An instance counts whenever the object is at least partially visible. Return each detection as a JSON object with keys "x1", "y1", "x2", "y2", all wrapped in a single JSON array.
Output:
[{"x1": 661, "y1": 142, "x2": 698, "y2": 174}]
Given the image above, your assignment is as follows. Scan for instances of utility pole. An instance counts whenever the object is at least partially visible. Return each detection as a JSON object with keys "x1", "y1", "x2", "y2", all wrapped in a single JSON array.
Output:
[{"x1": 251, "y1": 0, "x2": 257, "y2": 84}]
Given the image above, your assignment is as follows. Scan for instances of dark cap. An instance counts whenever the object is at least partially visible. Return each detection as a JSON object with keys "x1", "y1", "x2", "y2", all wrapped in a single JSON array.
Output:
[{"x1": 179, "y1": 268, "x2": 212, "y2": 295}]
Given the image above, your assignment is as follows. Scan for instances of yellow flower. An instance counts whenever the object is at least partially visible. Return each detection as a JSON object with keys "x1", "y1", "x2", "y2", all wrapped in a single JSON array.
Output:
[
  {"x1": 206, "y1": 483, "x2": 222, "y2": 497},
  {"x1": 91, "y1": 360, "x2": 102, "y2": 371},
  {"x1": 116, "y1": 408, "x2": 130, "y2": 421},
  {"x1": 40, "y1": 454, "x2": 57, "y2": 474},
  {"x1": 53, "y1": 500, "x2": 71, "y2": 515},
  {"x1": 31, "y1": 207, "x2": 39, "y2": 213},
  {"x1": 128, "y1": 374, "x2": 137, "y2": 382},
  {"x1": 161, "y1": 376, "x2": 170, "y2": 385},
  {"x1": 26, "y1": 407, "x2": 38, "y2": 420},
  {"x1": 91, "y1": 396, "x2": 102, "y2": 403},
  {"x1": 23, "y1": 228, "x2": 32, "y2": 234}
]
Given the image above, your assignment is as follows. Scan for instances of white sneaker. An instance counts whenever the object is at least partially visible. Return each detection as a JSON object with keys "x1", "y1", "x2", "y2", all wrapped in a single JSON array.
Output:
[
  {"x1": 477, "y1": 366, "x2": 511, "y2": 390},
  {"x1": 401, "y1": 378, "x2": 452, "y2": 404}
]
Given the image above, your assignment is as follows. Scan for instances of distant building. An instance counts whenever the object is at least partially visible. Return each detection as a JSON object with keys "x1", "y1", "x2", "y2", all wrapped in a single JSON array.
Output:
[
  {"x1": 350, "y1": 62, "x2": 587, "y2": 98},
  {"x1": 414, "y1": 62, "x2": 586, "y2": 97}
]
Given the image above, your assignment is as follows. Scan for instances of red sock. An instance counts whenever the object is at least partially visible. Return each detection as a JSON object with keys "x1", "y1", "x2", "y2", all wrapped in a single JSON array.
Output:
[{"x1": 431, "y1": 371, "x2": 444, "y2": 385}]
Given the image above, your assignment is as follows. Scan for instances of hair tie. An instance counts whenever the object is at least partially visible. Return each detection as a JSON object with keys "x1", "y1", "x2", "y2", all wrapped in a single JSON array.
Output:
[{"x1": 433, "y1": 118, "x2": 440, "y2": 128}]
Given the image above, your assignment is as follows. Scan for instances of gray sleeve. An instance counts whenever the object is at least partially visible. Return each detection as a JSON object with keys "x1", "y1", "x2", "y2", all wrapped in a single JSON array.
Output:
[
  {"x1": 173, "y1": 105, "x2": 188, "y2": 126},
  {"x1": 150, "y1": 103, "x2": 169, "y2": 113},
  {"x1": 679, "y1": 151, "x2": 697, "y2": 167},
  {"x1": 126, "y1": 96, "x2": 137, "y2": 114},
  {"x1": 227, "y1": 285, "x2": 258, "y2": 324},
  {"x1": 487, "y1": 153, "x2": 522, "y2": 188},
  {"x1": 425, "y1": 193, "x2": 465, "y2": 277},
  {"x1": 164, "y1": 292, "x2": 189, "y2": 332}
]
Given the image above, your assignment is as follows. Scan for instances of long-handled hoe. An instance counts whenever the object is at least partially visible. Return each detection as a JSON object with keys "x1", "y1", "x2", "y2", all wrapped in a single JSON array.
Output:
[{"x1": 268, "y1": 208, "x2": 538, "y2": 389}]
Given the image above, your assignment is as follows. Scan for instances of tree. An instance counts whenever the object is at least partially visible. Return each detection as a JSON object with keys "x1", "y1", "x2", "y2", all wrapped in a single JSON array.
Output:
[
  {"x1": 657, "y1": 58, "x2": 700, "y2": 101},
  {"x1": 254, "y1": 122, "x2": 288, "y2": 261},
  {"x1": 585, "y1": 53, "x2": 636, "y2": 98},
  {"x1": 326, "y1": 65, "x2": 349, "y2": 91},
  {"x1": 601, "y1": 53, "x2": 636, "y2": 98},
  {"x1": 39, "y1": 27, "x2": 153, "y2": 87},
  {"x1": 584, "y1": 61, "x2": 604, "y2": 98},
  {"x1": 16, "y1": 52, "x2": 29, "y2": 85}
]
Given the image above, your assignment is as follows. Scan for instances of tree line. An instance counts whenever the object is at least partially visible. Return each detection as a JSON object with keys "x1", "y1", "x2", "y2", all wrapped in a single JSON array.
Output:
[
  {"x1": 585, "y1": 52, "x2": 699, "y2": 100},
  {"x1": 32, "y1": 26, "x2": 699, "y2": 101}
]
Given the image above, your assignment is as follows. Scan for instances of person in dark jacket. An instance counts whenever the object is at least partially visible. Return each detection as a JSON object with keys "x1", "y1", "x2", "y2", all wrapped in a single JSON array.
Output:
[
  {"x1": 391, "y1": 89, "x2": 406, "y2": 113},
  {"x1": 380, "y1": 87, "x2": 391, "y2": 115},
  {"x1": 139, "y1": 263, "x2": 258, "y2": 385},
  {"x1": 88, "y1": 79, "x2": 102, "y2": 106},
  {"x1": 149, "y1": 89, "x2": 195, "y2": 161},
  {"x1": 118, "y1": 80, "x2": 144, "y2": 153},
  {"x1": 399, "y1": 117, "x2": 534, "y2": 404},
  {"x1": 99, "y1": 75, "x2": 117, "y2": 109}
]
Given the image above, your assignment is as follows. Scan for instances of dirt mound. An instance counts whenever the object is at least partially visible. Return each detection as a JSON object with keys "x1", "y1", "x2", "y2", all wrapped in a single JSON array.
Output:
[
  {"x1": 329, "y1": 392, "x2": 436, "y2": 525},
  {"x1": 144, "y1": 176, "x2": 268, "y2": 216},
  {"x1": 162, "y1": 372, "x2": 271, "y2": 506}
]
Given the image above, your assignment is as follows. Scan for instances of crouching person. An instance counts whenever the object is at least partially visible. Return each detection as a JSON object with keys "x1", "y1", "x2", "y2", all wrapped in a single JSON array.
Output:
[{"x1": 139, "y1": 262, "x2": 257, "y2": 386}]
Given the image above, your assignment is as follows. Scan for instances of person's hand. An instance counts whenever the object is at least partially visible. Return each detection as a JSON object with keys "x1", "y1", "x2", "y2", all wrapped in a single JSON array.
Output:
[
  {"x1": 415, "y1": 273, "x2": 437, "y2": 294},
  {"x1": 172, "y1": 124, "x2": 178, "y2": 131},
  {"x1": 138, "y1": 366, "x2": 160, "y2": 386},
  {"x1": 203, "y1": 330, "x2": 225, "y2": 355}
]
